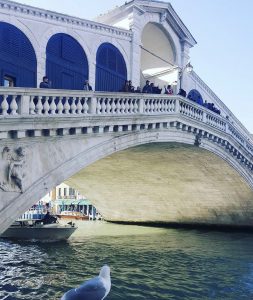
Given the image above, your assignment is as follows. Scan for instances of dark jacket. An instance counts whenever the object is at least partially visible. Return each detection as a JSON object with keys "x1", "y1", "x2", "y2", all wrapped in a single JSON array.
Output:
[{"x1": 39, "y1": 82, "x2": 51, "y2": 88}]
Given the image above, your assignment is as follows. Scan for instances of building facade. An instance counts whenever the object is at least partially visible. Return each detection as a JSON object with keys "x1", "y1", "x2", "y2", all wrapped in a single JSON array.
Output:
[{"x1": 0, "y1": 0, "x2": 197, "y2": 93}]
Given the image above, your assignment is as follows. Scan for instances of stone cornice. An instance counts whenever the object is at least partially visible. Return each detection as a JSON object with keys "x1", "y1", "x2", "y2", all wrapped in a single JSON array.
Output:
[
  {"x1": 189, "y1": 71, "x2": 251, "y2": 138},
  {"x1": 0, "y1": 0, "x2": 133, "y2": 39},
  {"x1": 95, "y1": 0, "x2": 197, "y2": 47}
]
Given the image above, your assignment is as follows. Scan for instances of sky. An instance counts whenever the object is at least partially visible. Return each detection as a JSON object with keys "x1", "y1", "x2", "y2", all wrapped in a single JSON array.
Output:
[{"x1": 12, "y1": 0, "x2": 253, "y2": 132}]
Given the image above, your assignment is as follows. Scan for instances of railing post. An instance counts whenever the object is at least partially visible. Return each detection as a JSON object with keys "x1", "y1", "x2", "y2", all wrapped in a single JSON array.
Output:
[
  {"x1": 139, "y1": 98, "x2": 144, "y2": 114},
  {"x1": 225, "y1": 121, "x2": 229, "y2": 133},
  {"x1": 89, "y1": 96, "x2": 97, "y2": 114},
  {"x1": 19, "y1": 95, "x2": 30, "y2": 115},
  {"x1": 174, "y1": 97, "x2": 180, "y2": 113}
]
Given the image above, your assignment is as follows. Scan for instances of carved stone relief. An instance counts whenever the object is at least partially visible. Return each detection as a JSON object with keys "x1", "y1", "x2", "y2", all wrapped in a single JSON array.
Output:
[
  {"x1": 194, "y1": 133, "x2": 202, "y2": 147},
  {"x1": 0, "y1": 146, "x2": 27, "y2": 193}
]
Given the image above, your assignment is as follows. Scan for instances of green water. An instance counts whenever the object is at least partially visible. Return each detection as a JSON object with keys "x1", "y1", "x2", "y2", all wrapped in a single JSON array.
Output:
[{"x1": 1, "y1": 222, "x2": 253, "y2": 299}]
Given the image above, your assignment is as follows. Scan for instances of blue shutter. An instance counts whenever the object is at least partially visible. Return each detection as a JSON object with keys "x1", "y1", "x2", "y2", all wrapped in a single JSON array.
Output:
[
  {"x1": 0, "y1": 22, "x2": 37, "y2": 87},
  {"x1": 187, "y1": 89, "x2": 203, "y2": 105},
  {"x1": 46, "y1": 33, "x2": 88, "y2": 90},
  {"x1": 96, "y1": 43, "x2": 127, "y2": 92}
]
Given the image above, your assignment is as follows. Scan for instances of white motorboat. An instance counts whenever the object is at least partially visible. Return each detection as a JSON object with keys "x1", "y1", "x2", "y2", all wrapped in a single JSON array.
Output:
[{"x1": 1, "y1": 219, "x2": 77, "y2": 241}]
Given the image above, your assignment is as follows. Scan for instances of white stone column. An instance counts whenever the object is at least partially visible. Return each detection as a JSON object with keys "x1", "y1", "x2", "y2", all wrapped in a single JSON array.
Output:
[
  {"x1": 180, "y1": 41, "x2": 191, "y2": 94},
  {"x1": 89, "y1": 53, "x2": 96, "y2": 90},
  {"x1": 37, "y1": 53, "x2": 46, "y2": 87},
  {"x1": 129, "y1": 8, "x2": 143, "y2": 88}
]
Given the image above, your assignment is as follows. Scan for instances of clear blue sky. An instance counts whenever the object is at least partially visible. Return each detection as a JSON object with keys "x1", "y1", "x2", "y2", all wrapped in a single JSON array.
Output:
[{"x1": 13, "y1": 0, "x2": 253, "y2": 132}]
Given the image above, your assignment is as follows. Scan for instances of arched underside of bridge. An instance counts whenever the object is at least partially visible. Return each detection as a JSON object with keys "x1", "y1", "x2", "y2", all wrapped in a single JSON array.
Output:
[{"x1": 66, "y1": 143, "x2": 253, "y2": 227}]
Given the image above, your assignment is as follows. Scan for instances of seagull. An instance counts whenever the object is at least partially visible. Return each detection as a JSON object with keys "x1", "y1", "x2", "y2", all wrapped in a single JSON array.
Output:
[{"x1": 61, "y1": 265, "x2": 111, "y2": 300}]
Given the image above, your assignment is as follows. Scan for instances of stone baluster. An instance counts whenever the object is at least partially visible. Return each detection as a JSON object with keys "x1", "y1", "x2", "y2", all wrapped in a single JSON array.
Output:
[
  {"x1": 0, "y1": 94, "x2": 9, "y2": 115},
  {"x1": 158, "y1": 99, "x2": 162, "y2": 112},
  {"x1": 57, "y1": 97, "x2": 64, "y2": 114},
  {"x1": 134, "y1": 99, "x2": 139, "y2": 113},
  {"x1": 83, "y1": 97, "x2": 89, "y2": 114},
  {"x1": 10, "y1": 95, "x2": 18, "y2": 115},
  {"x1": 50, "y1": 97, "x2": 57, "y2": 115},
  {"x1": 129, "y1": 99, "x2": 134, "y2": 113},
  {"x1": 64, "y1": 97, "x2": 70, "y2": 114},
  {"x1": 106, "y1": 98, "x2": 111, "y2": 113},
  {"x1": 146, "y1": 99, "x2": 150, "y2": 113},
  {"x1": 116, "y1": 99, "x2": 121, "y2": 114},
  {"x1": 181, "y1": 103, "x2": 185, "y2": 115},
  {"x1": 101, "y1": 99, "x2": 107, "y2": 114},
  {"x1": 125, "y1": 99, "x2": 129, "y2": 114},
  {"x1": 168, "y1": 99, "x2": 172, "y2": 112},
  {"x1": 96, "y1": 98, "x2": 102, "y2": 114},
  {"x1": 70, "y1": 97, "x2": 77, "y2": 114},
  {"x1": 121, "y1": 98, "x2": 125, "y2": 114},
  {"x1": 161, "y1": 99, "x2": 165, "y2": 112},
  {"x1": 76, "y1": 97, "x2": 82, "y2": 114},
  {"x1": 43, "y1": 96, "x2": 50, "y2": 115},
  {"x1": 29, "y1": 96, "x2": 36, "y2": 114},
  {"x1": 150, "y1": 99, "x2": 155, "y2": 113},
  {"x1": 35, "y1": 96, "x2": 43, "y2": 115},
  {"x1": 111, "y1": 98, "x2": 116, "y2": 114}
]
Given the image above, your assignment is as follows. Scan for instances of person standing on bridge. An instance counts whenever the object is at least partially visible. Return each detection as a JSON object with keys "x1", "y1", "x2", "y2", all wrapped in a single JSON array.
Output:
[
  {"x1": 83, "y1": 79, "x2": 92, "y2": 91},
  {"x1": 39, "y1": 76, "x2": 51, "y2": 88}
]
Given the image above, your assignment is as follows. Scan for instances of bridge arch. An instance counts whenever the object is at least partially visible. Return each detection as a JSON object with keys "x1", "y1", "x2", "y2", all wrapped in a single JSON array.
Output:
[
  {"x1": 95, "y1": 42, "x2": 127, "y2": 92},
  {"x1": 0, "y1": 22, "x2": 37, "y2": 87},
  {"x1": 187, "y1": 89, "x2": 204, "y2": 105},
  {"x1": 140, "y1": 22, "x2": 177, "y2": 87},
  {"x1": 46, "y1": 33, "x2": 89, "y2": 90},
  {"x1": 2, "y1": 128, "x2": 253, "y2": 232}
]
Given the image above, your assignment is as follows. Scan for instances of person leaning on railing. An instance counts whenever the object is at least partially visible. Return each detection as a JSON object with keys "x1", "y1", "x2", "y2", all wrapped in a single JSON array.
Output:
[
  {"x1": 83, "y1": 80, "x2": 92, "y2": 91},
  {"x1": 39, "y1": 76, "x2": 51, "y2": 88}
]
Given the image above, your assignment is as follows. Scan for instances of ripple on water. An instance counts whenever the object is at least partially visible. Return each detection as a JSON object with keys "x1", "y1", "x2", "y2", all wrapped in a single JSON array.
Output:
[{"x1": 1, "y1": 224, "x2": 253, "y2": 299}]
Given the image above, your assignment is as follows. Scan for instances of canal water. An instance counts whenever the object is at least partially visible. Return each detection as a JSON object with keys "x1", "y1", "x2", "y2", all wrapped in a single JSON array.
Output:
[{"x1": 1, "y1": 222, "x2": 253, "y2": 299}]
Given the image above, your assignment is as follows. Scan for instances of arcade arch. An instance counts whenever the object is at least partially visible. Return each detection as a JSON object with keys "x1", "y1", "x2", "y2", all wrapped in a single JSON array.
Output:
[
  {"x1": 95, "y1": 42, "x2": 127, "y2": 92},
  {"x1": 0, "y1": 22, "x2": 37, "y2": 87},
  {"x1": 140, "y1": 22, "x2": 177, "y2": 89},
  {"x1": 46, "y1": 33, "x2": 89, "y2": 90}
]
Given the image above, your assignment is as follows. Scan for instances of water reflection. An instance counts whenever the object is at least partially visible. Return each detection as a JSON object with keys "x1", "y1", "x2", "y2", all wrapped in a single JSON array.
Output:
[{"x1": 1, "y1": 223, "x2": 253, "y2": 299}]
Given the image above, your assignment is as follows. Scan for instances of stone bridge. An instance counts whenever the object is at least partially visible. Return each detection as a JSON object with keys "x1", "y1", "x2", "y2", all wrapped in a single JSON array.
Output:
[{"x1": 0, "y1": 87, "x2": 253, "y2": 233}]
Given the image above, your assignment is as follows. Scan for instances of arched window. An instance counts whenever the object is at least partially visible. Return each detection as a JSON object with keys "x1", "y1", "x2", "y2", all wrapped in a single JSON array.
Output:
[
  {"x1": 0, "y1": 22, "x2": 37, "y2": 87},
  {"x1": 95, "y1": 43, "x2": 127, "y2": 92},
  {"x1": 187, "y1": 89, "x2": 203, "y2": 105},
  {"x1": 46, "y1": 34, "x2": 88, "y2": 90}
]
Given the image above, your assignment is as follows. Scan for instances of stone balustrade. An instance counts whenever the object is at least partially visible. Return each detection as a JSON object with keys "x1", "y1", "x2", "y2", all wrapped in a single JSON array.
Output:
[{"x1": 0, "y1": 87, "x2": 252, "y2": 156}]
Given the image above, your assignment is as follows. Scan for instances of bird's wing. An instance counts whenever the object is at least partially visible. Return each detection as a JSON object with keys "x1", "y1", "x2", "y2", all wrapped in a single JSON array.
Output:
[
  {"x1": 61, "y1": 285, "x2": 106, "y2": 300},
  {"x1": 77, "y1": 277, "x2": 106, "y2": 292},
  {"x1": 61, "y1": 277, "x2": 108, "y2": 300}
]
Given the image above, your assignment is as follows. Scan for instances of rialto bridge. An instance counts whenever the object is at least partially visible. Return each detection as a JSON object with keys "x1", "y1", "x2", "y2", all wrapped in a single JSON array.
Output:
[
  {"x1": 0, "y1": 0, "x2": 253, "y2": 233},
  {"x1": 0, "y1": 88, "x2": 253, "y2": 233}
]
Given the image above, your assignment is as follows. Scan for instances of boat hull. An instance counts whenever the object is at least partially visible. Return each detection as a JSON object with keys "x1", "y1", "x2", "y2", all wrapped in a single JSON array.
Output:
[{"x1": 1, "y1": 224, "x2": 77, "y2": 241}]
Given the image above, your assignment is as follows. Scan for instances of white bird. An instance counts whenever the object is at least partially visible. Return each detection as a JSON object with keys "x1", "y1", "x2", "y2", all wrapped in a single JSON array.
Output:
[{"x1": 61, "y1": 265, "x2": 111, "y2": 300}]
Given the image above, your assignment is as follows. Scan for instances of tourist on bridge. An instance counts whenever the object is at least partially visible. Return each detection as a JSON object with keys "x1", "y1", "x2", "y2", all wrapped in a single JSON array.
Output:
[
  {"x1": 135, "y1": 86, "x2": 141, "y2": 93},
  {"x1": 128, "y1": 80, "x2": 135, "y2": 92},
  {"x1": 178, "y1": 88, "x2": 186, "y2": 97},
  {"x1": 142, "y1": 80, "x2": 151, "y2": 93},
  {"x1": 164, "y1": 84, "x2": 173, "y2": 95},
  {"x1": 121, "y1": 80, "x2": 130, "y2": 92},
  {"x1": 39, "y1": 76, "x2": 51, "y2": 88},
  {"x1": 83, "y1": 79, "x2": 92, "y2": 91}
]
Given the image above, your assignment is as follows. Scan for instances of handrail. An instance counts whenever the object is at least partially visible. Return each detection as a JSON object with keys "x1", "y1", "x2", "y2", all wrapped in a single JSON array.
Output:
[{"x1": 0, "y1": 88, "x2": 252, "y2": 155}]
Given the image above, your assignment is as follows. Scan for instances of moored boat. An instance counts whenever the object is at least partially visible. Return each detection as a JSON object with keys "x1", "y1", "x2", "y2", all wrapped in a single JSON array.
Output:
[{"x1": 57, "y1": 210, "x2": 89, "y2": 221}]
